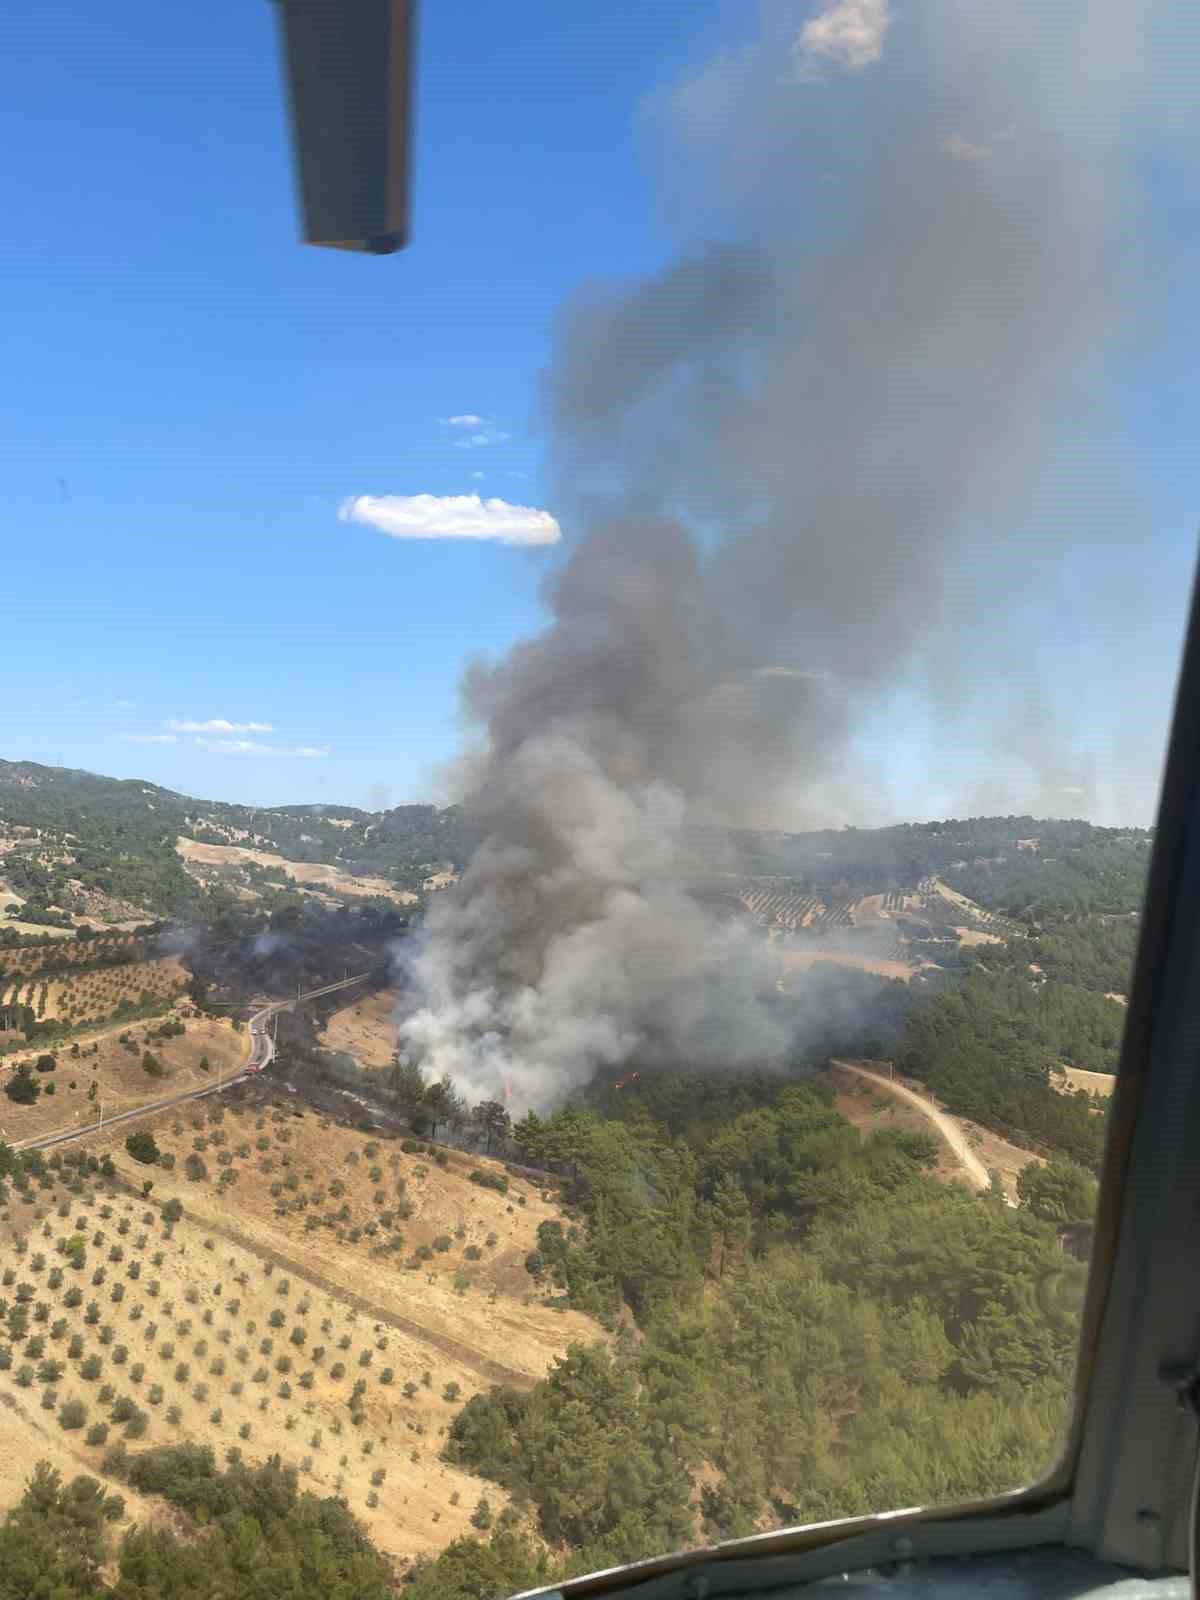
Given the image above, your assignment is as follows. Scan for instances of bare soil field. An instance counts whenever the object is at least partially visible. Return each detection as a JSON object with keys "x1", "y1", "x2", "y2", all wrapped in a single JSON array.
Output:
[
  {"x1": 1056, "y1": 1066, "x2": 1116, "y2": 1098},
  {"x1": 849, "y1": 892, "x2": 922, "y2": 927},
  {"x1": 176, "y1": 838, "x2": 417, "y2": 907},
  {"x1": 1, "y1": 1014, "x2": 245, "y2": 1144},
  {"x1": 955, "y1": 926, "x2": 1004, "y2": 946},
  {"x1": 320, "y1": 989, "x2": 401, "y2": 1069},
  {"x1": 778, "y1": 949, "x2": 917, "y2": 983},
  {"x1": 957, "y1": 1121, "x2": 1044, "y2": 1198},
  {"x1": 0, "y1": 1108, "x2": 602, "y2": 1563}
]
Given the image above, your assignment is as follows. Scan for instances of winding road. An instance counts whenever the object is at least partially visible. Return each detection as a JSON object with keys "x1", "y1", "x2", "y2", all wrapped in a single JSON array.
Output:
[
  {"x1": 14, "y1": 974, "x2": 369, "y2": 1154},
  {"x1": 829, "y1": 1058, "x2": 991, "y2": 1191}
]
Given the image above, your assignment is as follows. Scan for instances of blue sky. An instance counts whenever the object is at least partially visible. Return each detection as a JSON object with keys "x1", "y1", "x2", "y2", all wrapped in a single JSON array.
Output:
[
  {"x1": 2, "y1": 0, "x2": 1197, "y2": 824},
  {"x1": 0, "y1": 0, "x2": 735, "y2": 810}
]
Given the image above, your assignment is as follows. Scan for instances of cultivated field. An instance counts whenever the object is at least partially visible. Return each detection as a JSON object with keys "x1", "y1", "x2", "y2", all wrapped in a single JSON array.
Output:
[
  {"x1": 0, "y1": 1106, "x2": 601, "y2": 1566},
  {"x1": 320, "y1": 989, "x2": 401, "y2": 1069},
  {"x1": 1, "y1": 956, "x2": 188, "y2": 1030},
  {"x1": 0, "y1": 933, "x2": 143, "y2": 981},
  {"x1": 176, "y1": 837, "x2": 417, "y2": 908}
]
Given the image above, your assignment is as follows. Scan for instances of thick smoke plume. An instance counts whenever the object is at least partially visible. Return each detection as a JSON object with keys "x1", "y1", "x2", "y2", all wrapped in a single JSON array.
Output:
[{"x1": 400, "y1": 0, "x2": 1185, "y2": 1107}]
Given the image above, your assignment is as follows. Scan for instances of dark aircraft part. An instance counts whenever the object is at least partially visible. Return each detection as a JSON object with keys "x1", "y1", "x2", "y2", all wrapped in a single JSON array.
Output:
[{"x1": 274, "y1": 0, "x2": 414, "y2": 254}]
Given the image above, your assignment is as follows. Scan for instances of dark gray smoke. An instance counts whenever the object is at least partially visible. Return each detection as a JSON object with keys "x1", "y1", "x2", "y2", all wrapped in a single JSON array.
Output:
[{"x1": 399, "y1": 0, "x2": 1186, "y2": 1106}]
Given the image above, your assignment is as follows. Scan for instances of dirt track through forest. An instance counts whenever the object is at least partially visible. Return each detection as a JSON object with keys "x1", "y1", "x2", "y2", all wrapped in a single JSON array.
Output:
[{"x1": 829, "y1": 1059, "x2": 991, "y2": 1191}]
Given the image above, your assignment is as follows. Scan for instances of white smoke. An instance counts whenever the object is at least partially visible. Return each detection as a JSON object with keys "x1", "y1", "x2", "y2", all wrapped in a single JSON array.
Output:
[{"x1": 397, "y1": 0, "x2": 1194, "y2": 1108}]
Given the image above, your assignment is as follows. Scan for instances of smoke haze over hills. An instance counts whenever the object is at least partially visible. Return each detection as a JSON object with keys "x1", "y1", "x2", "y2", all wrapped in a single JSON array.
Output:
[{"x1": 398, "y1": 0, "x2": 1194, "y2": 1105}]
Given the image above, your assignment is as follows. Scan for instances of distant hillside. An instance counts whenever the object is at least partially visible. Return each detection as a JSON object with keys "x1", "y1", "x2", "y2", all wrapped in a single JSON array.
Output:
[
  {"x1": 0, "y1": 757, "x2": 1152, "y2": 928},
  {"x1": 686, "y1": 816, "x2": 1153, "y2": 917},
  {"x1": 0, "y1": 759, "x2": 473, "y2": 922}
]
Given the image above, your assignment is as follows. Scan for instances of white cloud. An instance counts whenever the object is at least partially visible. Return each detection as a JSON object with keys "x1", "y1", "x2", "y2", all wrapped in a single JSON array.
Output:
[
  {"x1": 944, "y1": 132, "x2": 991, "y2": 162},
  {"x1": 438, "y1": 414, "x2": 510, "y2": 449},
  {"x1": 339, "y1": 493, "x2": 561, "y2": 547},
  {"x1": 797, "y1": 0, "x2": 892, "y2": 71},
  {"x1": 121, "y1": 733, "x2": 178, "y2": 745},
  {"x1": 470, "y1": 470, "x2": 485, "y2": 480},
  {"x1": 752, "y1": 665, "x2": 832, "y2": 680},
  {"x1": 166, "y1": 719, "x2": 275, "y2": 734},
  {"x1": 195, "y1": 739, "x2": 328, "y2": 758},
  {"x1": 1060, "y1": 785, "x2": 1086, "y2": 797}
]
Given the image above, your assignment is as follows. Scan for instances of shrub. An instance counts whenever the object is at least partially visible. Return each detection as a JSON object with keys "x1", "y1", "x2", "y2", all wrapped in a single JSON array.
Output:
[
  {"x1": 86, "y1": 1421, "x2": 109, "y2": 1446},
  {"x1": 59, "y1": 1398, "x2": 87, "y2": 1430},
  {"x1": 468, "y1": 1169, "x2": 508, "y2": 1195},
  {"x1": 125, "y1": 1132, "x2": 159, "y2": 1166},
  {"x1": 442, "y1": 1381, "x2": 461, "y2": 1402}
]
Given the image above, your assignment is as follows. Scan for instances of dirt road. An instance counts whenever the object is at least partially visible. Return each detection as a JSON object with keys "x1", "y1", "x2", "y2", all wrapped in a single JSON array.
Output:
[{"x1": 829, "y1": 1059, "x2": 991, "y2": 1191}]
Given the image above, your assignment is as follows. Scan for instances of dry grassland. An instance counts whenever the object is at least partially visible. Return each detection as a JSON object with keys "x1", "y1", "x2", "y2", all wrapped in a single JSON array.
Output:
[
  {"x1": 2, "y1": 1016, "x2": 244, "y2": 1144},
  {"x1": 176, "y1": 838, "x2": 417, "y2": 907},
  {"x1": 778, "y1": 949, "x2": 917, "y2": 983},
  {"x1": 320, "y1": 989, "x2": 401, "y2": 1069},
  {"x1": 1055, "y1": 1065, "x2": 1116, "y2": 1098}
]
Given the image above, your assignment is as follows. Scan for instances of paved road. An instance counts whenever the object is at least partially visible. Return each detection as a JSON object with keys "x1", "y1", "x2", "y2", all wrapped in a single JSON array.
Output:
[
  {"x1": 829, "y1": 1059, "x2": 991, "y2": 1191},
  {"x1": 15, "y1": 973, "x2": 369, "y2": 1154}
]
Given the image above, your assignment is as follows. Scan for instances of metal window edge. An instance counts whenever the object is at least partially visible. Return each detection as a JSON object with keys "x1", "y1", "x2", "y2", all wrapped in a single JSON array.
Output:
[{"x1": 515, "y1": 1501, "x2": 1073, "y2": 1600}]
